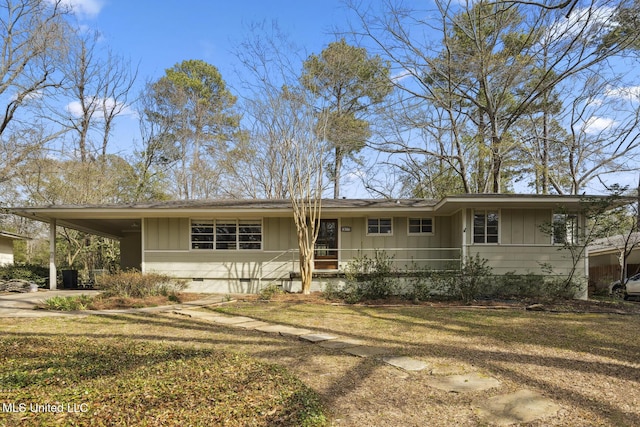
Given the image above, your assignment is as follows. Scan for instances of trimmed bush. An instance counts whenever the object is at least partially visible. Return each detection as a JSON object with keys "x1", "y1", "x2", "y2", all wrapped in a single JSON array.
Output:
[{"x1": 95, "y1": 271, "x2": 187, "y2": 298}]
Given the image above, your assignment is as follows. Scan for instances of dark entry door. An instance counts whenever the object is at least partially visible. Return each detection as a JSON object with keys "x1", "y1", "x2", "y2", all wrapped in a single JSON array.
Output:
[{"x1": 315, "y1": 219, "x2": 338, "y2": 270}]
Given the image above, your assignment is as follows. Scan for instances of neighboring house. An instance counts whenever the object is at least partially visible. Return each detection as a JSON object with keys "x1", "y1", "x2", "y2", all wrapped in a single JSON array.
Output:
[
  {"x1": 9, "y1": 194, "x2": 595, "y2": 297},
  {"x1": 0, "y1": 231, "x2": 28, "y2": 265},
  {"x1": 588, "y1": 232, "x2": 640, "y2": 292}
]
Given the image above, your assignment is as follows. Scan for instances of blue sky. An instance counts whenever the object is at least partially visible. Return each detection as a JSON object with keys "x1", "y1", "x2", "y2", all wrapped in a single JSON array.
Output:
[
  {"x1": 60, "y1": 0, "x2": 640, "y2": 196},
  {"x1": 77, "y1": 0, "x2": 349, "y2": 89},
  {"x1": 65, "y1": 0, "x2": 360, "y2": 187}
]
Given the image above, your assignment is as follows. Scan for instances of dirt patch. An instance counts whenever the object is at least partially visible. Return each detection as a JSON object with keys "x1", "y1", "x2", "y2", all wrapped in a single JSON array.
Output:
[
  {"x1": 87, "y1": 292, "x2": 210, "y2": 310},
  {"x1": 249, "y1": 291, "x2": 640, "y2": 314}
]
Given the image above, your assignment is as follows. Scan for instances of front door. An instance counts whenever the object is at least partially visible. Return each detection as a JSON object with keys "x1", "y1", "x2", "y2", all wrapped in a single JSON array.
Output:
[{"x1": 315, "y1": 219, "x2": 338, "y2": 270}]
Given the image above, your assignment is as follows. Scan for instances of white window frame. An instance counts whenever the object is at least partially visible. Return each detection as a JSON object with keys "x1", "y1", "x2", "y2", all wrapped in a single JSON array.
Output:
[
  {"x1": 190, "y1": 219, "x2": 263, "y2": 251},
  {"x1": 191, "y1": 220, "x2": 214, "y2": 250},
  {"x1": 366, "y1": 217, "x2": 393, "y2": 236},
  {"x1": 407, "y1": 217, "x2": 434, "y2": 235},
  {"x1": 472, "y1": 210, "x2": 499, "y2": 244}
]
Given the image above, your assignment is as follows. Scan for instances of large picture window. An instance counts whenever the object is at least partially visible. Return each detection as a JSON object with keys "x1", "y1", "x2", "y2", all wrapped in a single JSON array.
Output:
[
  {"x1": 191, "y1": 219, "x2": 262, "y2": 250},
  {"x1": 473, "y1": 210, "x2": 499, "y2": 244}
]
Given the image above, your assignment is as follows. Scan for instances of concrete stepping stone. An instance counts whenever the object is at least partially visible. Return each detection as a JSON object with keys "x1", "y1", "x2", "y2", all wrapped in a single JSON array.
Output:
[
  {"x1": 254, "y1": 324, "x2": 312, "y2": 336},
  {"x1": 427, "y1": 373, "x2": 501, "y2": 392},
  {"x1": 475, "y1": 389, "x2": 561, "y2": 426},
  {"x1": 382, "y1": 356, "x2": 428, "y2": 372},
  {"x1": 300, "y1": 333, "x2": 338, "y2": 343},
  {"x1": 343, "y1": 345, "x2": 390, "y2": 358},
  {"x1": 429, "y1": 362, "x2": 471, "y2": 376}
]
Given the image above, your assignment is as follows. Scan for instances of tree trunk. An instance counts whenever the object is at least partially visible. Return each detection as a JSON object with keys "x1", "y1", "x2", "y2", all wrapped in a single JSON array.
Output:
[
  {"x1": 333, "y1": 146, "x2": 342, "y2": 199},
  {"x1": 299, "y1": 247, "x2": 313, "y2": 294},
  {"x1": 491, "y1": 134, "x2": 502, "y2": 193}
]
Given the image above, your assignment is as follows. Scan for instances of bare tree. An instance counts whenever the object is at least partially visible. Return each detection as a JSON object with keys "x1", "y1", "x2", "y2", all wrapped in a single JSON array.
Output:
[
  {"x1": 233, "y1": 23, "x2": 329, "y2": 293},
  {"x1": 0, "y1": 0, "x2": 68, "y2": 135},
  {"x1": 283, "y1": 87, "x2": 327, "y2": 293},
  {"x1": 228, "y1": 22, "x2": 306, "y2": 199},
  {"x1": 44, "y1": 29, "x2": 137, "y2": 163},
  {"x1": 349, "y1": 0, "x2": 640, "y2": 195},
  {"x1": 0, "y1": 0, "x2": 69, "y2": 188}
]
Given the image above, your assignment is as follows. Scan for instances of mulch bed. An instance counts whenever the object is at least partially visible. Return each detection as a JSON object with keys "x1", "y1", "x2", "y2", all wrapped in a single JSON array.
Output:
[{"x1": 246, "y1": 291, "x2": 640, "y2": 314}]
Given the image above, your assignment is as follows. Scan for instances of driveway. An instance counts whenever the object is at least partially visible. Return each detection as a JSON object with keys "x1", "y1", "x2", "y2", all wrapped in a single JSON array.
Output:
[{"x1": 0, "y1": 289, "x2": 101, "y2": 317}]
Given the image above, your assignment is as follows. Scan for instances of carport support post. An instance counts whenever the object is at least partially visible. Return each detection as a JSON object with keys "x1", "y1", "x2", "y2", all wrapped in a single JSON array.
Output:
[{"x1": 49, "y1": 219, "x2": 57, "y2": 290}]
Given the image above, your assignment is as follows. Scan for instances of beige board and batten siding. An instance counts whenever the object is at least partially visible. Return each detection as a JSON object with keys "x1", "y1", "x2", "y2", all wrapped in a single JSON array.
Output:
[
  {"x1": 338, "y1": 216, "x2": 457, "y2": 270},
  {"x1": 500, "y1": 208, "x2": 550, "y2": 245},
  {"x1": 466, "y1": 208, "x2": 583, "y2": 276},
  {"x1": 143, "y1": 217, "x2": 298, "y2": 292}
]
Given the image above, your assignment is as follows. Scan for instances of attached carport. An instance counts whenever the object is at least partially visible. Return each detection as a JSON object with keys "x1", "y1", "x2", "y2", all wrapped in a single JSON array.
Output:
[
  {"x1": 8, "y1": 200, "x2": 300, "y2": 290},
  {"x1": 9, "y1": 205, "x2": 143, "y2": 289}
]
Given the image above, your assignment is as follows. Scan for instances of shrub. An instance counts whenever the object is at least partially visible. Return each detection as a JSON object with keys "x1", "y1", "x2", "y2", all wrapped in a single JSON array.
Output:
[
  {"x1": 404, "y1": 263, "x2": 439, "y2": 302},
  {"x1": 334, "y1": 250, "x2": 400, "y2": 303},
  {"x1": 429, "y1": 255, "x2": 493, "y2": 304},
  {"x1": 0, "y1": 264, "x2": 49, "y2": 286},
  {"x1": 258, "y1": 283, "x2": 284, "y2": 300},
  {"x1": 41, "y1": 294, "x2": 93, "y2": 311},
  {"x1": 95, "y1": 271, "x2": 187, "y2": 298}
]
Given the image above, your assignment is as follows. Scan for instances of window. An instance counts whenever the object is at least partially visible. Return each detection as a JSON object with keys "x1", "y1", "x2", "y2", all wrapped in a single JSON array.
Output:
[
  {"x1": 216, "y1": 221, "x2": 237, "y2": 250},
  {"x1": 367, "y1": 218, "x2": 392, "y2": 235},
  {"x1": 408, "y1": 218, "x2": 434, "y2": 234},
  {"x1": 473, "y1": 210, "x2": 499, "y2": 244},
  {"x1": 238, "y1": 220, "x2": 262, "y2": 250},
  {"x1": 191, "y1": 220, "x2": 214, "y2": 250},
  {"x1": 191, "y1": 219, "x2": 262, "y2": 250},
  {"x1": 552, "y1": 213, "x2": 578, "y2": 245}
]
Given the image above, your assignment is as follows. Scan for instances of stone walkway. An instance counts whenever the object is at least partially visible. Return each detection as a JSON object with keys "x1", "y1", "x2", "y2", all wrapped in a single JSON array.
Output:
[
  {"x1": 173, "y1": 307, "x2": 562, "y2": 426},
  {"x1": 0, "y1": 291, "x2": 562, "y2": 425}
]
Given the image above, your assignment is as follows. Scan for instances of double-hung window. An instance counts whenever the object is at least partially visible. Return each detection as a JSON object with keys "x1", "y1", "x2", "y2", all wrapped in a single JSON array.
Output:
[
  {"x1": 552, "y1": 213, "x2": 578, "y2": 245},
  {"x1": 367, "y1": 218, "x2": 392, "y2": 235},
  {"x1": 473, "y1": 210, "x2": 499, "y2": 244},
  {"x1": 191, "y1": 219, "x2": 262, "y2": 250},
  {"x1": 408, "y1": 218, "x2": 434, "y2": 235}
]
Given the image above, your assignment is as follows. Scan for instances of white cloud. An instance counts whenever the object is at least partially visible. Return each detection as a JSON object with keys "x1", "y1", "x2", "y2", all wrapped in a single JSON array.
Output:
[
  {"x1": 54, "y1": 0, "x2": 104, "y2": 19},
  {"x1": 11, "y1": 89, "x2": 43, "y2": 102},
  {"x1": 544, "y1": 6, "x2": 616, "y2": 43},
  {"x1": 391, "y1": 69, "x2": 413, "y2": 83},
  {"x1": 65, "y1": 97, "x2": 135, "y2": 119},
  {"x1": 582, "y1": 116, "x2": 616, "y2": 134},
  {"x1": 605, "y1": 86, "x2": 640, "y2": 102}
]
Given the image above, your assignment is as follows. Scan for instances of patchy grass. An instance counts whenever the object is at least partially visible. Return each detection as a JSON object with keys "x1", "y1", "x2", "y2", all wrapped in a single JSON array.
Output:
[
  {"x1": 0, "y1": 334, "x2": 327, "y2": 427},
  {"x1": 214, "y1": 298, "x2": 640, "y2": 426},
  {"x1": 3, "y1": 298, "x2": 640, "y2": 425}
]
